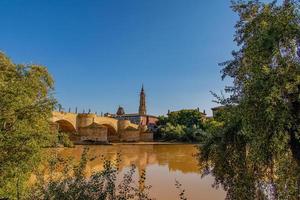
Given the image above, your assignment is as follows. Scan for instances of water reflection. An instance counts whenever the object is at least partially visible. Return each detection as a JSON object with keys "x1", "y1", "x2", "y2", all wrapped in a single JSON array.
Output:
[{"x1": 55, "y1": 144, "x2": 225, "y2": 200}]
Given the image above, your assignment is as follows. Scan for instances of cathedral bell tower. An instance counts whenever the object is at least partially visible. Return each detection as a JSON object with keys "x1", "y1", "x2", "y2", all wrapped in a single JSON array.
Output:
[{"x1": 138, "y1": 85, "x2": 146, "y2": 115}]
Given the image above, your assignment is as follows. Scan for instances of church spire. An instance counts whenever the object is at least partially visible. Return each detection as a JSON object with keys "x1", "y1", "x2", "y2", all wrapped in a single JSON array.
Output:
[{"x1": 139, "y1": 84, "x2": 146, "y2": 115}]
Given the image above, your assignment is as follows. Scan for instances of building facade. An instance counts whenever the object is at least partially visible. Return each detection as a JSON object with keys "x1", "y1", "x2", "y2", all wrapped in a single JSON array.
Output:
[{"x1": 110, "y1": 85, "x2": 158, "y2": 131}]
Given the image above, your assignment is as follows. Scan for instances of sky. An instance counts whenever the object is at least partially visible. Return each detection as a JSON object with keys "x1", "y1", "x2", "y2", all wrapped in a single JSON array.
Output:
[{"x1": 0, "y1": 0, "x2": 242, "y2": 116}]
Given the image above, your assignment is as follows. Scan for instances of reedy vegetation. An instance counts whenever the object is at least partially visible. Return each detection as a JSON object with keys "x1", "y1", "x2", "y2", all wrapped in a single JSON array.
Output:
[{"x1": 28, "y1": 147, "x2": 153, "y2": 200}]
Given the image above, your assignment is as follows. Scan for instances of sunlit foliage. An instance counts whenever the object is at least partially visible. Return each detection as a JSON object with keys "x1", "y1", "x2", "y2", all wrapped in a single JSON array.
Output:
[
  {"x1": 0, "y1": 52, "x2": 56, "y2": 199},
  {"x1": 199, "y1": 0, "x2": 300, "y2": 199},
  {"x1": 155, "y1": 109, "x2": 205, "y2": 142}
]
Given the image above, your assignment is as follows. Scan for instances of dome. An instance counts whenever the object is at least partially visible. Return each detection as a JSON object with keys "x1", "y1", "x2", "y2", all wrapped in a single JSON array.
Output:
[{"x1": 116, "y1": 106, "x2": 125, "y2": 115}]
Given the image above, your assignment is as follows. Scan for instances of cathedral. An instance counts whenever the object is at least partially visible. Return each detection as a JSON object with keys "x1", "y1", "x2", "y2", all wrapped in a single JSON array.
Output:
[{"x1": 110, "y1": 85, "x2": 158, "y2": 131}]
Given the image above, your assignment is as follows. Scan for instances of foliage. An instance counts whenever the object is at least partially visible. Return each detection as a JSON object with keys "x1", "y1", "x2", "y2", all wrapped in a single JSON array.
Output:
[
  {"x1": 155, "y1": 109, "x2": 205, "y2": 142},
  {"x1": 51, "y1": 132, "x2": 74, "y2": 148},
  {"x1": 199, "y1": 0, "x2": 300, "y2": 199},
  {"x1": 198, "y1": 106, "x2": 259, "y2": 199},
  {"x1": 0, "y1": 52, "x2": 56, "y2": 199},
  {"x1": 159, "y1": 123, "x2": 186, "y2": 140},
  {"x1": 163, "y1": 109, "x2": 204, "y2": 128},
  {"x1": 27, "y1": 147, "x2": 153, "y2": 200},
  {"x1": 175, "y1": 180, "x2": 188, "y2": 200}
]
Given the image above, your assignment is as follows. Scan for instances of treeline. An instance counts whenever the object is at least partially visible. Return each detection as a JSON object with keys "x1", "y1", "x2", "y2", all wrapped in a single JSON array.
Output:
[{"x1": 154, "y1": 109, "x2": 206, "y2": 142}]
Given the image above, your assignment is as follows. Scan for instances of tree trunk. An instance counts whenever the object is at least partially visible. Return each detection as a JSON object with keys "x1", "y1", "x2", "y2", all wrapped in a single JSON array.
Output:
[
  {"x1": 288, "y1": 95, "x2": 300, "y2": 199},
  {"x1": 290, "y1": 131, "x2": 300, "y2": 166}
]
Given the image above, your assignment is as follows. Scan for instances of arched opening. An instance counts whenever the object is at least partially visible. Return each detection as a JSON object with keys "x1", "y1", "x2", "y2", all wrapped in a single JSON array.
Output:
[
  {"x1": 55, "y1": 119, "x2": 76, "y2": 133},
  {"x1": 102, "y1": 124, "x2": 119, "y2": 142}
]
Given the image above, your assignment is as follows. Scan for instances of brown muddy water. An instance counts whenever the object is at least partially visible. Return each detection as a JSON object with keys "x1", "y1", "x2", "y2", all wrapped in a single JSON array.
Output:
[{"x1": 50, "y1": 144, "x2": 225, "y2": 200}]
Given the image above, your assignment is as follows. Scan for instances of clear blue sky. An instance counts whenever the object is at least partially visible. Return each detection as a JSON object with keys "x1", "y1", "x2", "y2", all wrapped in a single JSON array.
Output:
[{"x1": 0, "y1": 0, "x2": 242, "y2": 116}]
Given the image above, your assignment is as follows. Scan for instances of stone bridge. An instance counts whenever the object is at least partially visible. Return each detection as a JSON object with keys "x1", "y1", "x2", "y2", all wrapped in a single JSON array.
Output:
[{"x1": 51, "y1": 111, "x2": 152, "y2": 143}]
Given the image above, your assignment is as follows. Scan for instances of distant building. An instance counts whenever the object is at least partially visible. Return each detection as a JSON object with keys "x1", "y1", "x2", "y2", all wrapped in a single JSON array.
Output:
[
  {"x1": 109, "y1": 85, "x2": 158, "y2": 131},
  {"x1": 211, "y1": 106, "x2": 226, "y2": 117},
  {"x1": 116, "y1": 106, "x2": 125, "y2": 115}
]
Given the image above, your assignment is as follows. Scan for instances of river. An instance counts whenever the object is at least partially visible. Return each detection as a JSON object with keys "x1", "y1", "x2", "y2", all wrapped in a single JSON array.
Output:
[{"x1": 53, "y1": 144, "x2": 225, "y2": 200}]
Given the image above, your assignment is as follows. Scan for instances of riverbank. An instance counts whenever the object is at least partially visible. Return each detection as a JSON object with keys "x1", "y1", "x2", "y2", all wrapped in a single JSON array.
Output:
[
  {"x1": 73, "y1": 141, "x2": 199, "y2": 145},
  {"x1": 112, "y1": 141, "x2": 198, "y2": 145}
]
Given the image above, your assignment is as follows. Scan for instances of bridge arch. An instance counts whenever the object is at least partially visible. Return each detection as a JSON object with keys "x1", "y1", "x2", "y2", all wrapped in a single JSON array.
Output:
[
  {"x1": 55, "y1": 119, "x2": 77, "y2": 133},
  {"x1": 94, "y1": 117, "x2": 118, "y2": 133},
  {"x1": 101, "y1": 123, "x2": 119, "y2": 142},
  {"x1": 51, "y1": 111, "x2": 77, "y2": 132}
]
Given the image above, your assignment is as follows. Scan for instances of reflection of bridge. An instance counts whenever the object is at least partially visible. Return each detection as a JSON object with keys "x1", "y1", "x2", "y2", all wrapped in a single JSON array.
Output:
[
  {"x1": 56, "y1": 144, "x2": 199, "y2": 176},
  {"x1": 51, "y1": 111, "x2": 153, "y2": 143}
]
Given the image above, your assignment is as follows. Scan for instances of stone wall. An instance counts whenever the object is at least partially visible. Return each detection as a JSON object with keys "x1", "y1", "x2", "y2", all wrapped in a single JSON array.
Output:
[
  {"x1": 78, "y1": 123, "x2": 107, "y2": 142},
  {"x1": 68, "y1": 133, "x2": 81, "y2": 143},
  {"x1": 121, "y1": 129, "x2": 141, "y2": 142},
  {"x1": 107, "y1": 134, "x2": 119, "y2": 142},
  {"x1": 140, "y1": 132, "x2": 153, "y2": 142}
]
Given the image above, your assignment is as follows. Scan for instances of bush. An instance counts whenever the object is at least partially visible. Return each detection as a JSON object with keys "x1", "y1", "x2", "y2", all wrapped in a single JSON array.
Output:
[
  {"x1": 57, "y1": 132, "x2": 74, "y2": 148},
  {"x1": 50, "y1": 132, "x2": 74, "y2": 148}
]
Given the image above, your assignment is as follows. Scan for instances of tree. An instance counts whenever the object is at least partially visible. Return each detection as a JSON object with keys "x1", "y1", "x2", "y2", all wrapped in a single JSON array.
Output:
[
  {"x1": 166, "y1": 109, "x2": 204, "y2": 129},
  {"x1": 199, "y1": 0, "x2": 300, "y2": 198},
  {"x1": 155, "y1": 109, "x2": 205, "y2": 142},
  {"x1": 0, "y1": 52, "x2": 56, "y2": 199},
  {"x1": 221, "y1": 0, "x2": 300, "y2": 167},
  {"x1": 199, "y1": 106, "x2": 262, "y2": 199}
]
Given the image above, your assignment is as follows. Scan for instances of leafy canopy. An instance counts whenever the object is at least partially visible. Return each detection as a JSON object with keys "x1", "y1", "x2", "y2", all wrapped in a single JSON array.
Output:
[
  {"x1": 199, "y1": 0, "x2": 300, "y2": 199},
  {"x1": 156, "y1": 109, "x2": 205, "y2": 142},
  {"x1": 0, "y1": 52, "x2": 56, "y2": 199}
]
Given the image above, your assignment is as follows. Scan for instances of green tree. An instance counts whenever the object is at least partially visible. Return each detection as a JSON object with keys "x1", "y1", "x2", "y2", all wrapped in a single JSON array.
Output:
[
  {"x1": 221, "y1": 0, "x2": 300, "y2": 168},
  {"x1": 160, "y1": 123, "x2": 186, "y2": 140},
  {"x1": 0, "y1": 52, "x2": 56, "y2": 199},
  {"x1": 198, "y1": 106, "x2": 258, "y2": 199},
  {"x1": 199, "y1": 0, "x2": 300, "y2": 198},
  {"x1": 156, "y1": 109, "x2": 205, "y2": 142},
  {"x1": 166, "y1": 109, "x2": 204, "y2": 128}
]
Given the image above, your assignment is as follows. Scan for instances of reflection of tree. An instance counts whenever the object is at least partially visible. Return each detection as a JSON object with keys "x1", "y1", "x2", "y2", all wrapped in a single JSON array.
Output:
[
  {"x1": 152, "y1": 145, "x2": 199, "y2": 174},
  {"x1": 198, "y1": 107, "x2": 257, "y2": 200},
  {"x1": 199, "y1": 106, "x2": 300, "y2": 199}
]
